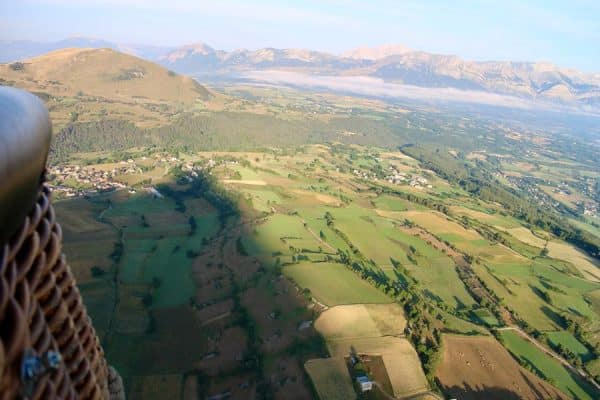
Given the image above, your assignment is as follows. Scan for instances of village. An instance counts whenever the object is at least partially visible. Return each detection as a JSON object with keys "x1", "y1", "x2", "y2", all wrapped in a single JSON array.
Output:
[
  {"x1": 348, "y1": 165, "x2": 432, "y2": 190},
  {"x1": 47, "y1": 163, "x2": 131, "y2": 198},
  {"x1": 47, "y1": 152, "x2": 242, "y2": 199},
  {"x1": 384, "y1": 166, "x2": 432, "y2": 189}
]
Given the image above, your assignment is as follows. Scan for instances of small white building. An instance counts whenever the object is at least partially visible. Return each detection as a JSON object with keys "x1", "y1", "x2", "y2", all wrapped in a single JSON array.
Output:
[{"x1": 355, "y1": 375, "x2": 372, "y2": 392}]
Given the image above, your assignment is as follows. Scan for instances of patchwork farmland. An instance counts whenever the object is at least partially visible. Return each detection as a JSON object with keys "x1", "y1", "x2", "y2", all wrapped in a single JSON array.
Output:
[{"x1": 53, "y1": 144, "x2": 600, "y2": 399}]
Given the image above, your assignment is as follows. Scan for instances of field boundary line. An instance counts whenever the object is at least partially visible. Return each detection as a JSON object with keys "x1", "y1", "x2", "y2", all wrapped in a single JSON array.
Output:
[
  {"x1": 497, "y1": 326, "x2": 600, "y2": 391},
  {"x1": 298, "y1": 216, "x2": 337, "y2": 252}
]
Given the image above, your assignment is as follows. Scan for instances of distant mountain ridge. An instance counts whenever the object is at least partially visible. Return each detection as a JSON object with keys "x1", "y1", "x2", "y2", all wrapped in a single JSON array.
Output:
[
  {"x1": 157, "y1": 43, "x2": 599, "y2": 108},
  {"x1": 1, "y1": 38, "x2": 599, "y2": 110}
]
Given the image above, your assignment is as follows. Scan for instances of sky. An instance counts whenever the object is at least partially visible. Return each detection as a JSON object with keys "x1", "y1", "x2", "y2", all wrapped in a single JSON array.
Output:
[{"x1": 1, "y1": 0, "x2": 599, "y2": 72}]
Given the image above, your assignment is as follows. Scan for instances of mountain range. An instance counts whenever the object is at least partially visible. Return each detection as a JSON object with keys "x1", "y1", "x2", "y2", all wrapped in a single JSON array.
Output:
[{"x1": 1, "y1": 38, "x2": 599, "y2": 111}]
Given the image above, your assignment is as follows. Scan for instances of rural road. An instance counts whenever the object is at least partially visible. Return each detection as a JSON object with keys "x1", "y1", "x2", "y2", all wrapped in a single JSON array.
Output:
[{"x1": 497, "y1": 326, "x2": 600, "y2": 391}]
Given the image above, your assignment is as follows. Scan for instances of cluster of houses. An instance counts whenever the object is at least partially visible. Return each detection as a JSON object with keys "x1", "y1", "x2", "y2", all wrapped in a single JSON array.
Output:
[
  {"x1": 385, "y1": 167, "x2": 432, "y2": 189},
  {"x1": 48, "y1": 153, "x2": 243, "y2": 199},
  {"x1": 349, "y1": 355, "x2": 373, "y2": 393},
  {"x1": 553, "y1": 182, "x2": 572, "y2": 197},
  {"x1": 578, "y1": 201, "x2": 598, "y2": 218},
  {"x1": 352, "y1": 168, "x2": 379, "y2": 181},
  {"x1": 48, "y1": 154, "x2": 183, "y2": 198},
  {"x1": 504, "y1": 173, "x2": 599, "y2": 219},
  {"x1": 47, "y1": 164, "x2": 133, "y2": 197},
  {"x1": 505, "y1": 175, "x2": 560, "y2": 210},
  {"x1": 347, "y1": 165, "x2": 434, "y2": 190}
]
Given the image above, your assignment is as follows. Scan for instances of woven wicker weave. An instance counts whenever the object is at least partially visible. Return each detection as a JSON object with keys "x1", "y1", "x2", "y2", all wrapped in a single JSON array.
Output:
[{"x1": 0, "y1": 183, "x2": 110, "y2": 399}]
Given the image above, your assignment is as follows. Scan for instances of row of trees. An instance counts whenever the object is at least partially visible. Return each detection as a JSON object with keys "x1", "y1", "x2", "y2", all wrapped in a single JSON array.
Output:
[
  {"x1": 322, "y1": 212, "x2": 445, "y2": 386},
  {"x1": 401, "y1": 145, "x2": 600, "y2": 260}
]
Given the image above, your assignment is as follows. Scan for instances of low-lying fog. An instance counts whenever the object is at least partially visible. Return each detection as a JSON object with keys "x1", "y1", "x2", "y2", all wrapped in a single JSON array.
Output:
[{"x1": 237, "y1": 70, "x2": 597, "y2": 116}]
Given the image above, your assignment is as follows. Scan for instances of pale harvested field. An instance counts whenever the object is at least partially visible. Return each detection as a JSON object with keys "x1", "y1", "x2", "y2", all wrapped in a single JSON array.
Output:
[
  {"x1": 197, "y1": 151, "x2": 265, "y2": 158},
  {"x1": 328, "y1": 337, "x2": 429, "y2": 398},
  {"x1": 436, "y1": 335, "x2": 568, "y2": 400},
  {"x1": 222, "y1": 179, "x2": 267, "y2": 186},
  {"x1": 365, "y1": 303, "x2": 407, "y2": 336},
  {"x1": 547, "y1": 241, "x2": 600, "y2": 282},
  {"x1": 449, "y1": 206, "x2": 504, "y2": 224},
  {"x1": 374, "y1": 209, "x2": 408, "y2": 220},
  {"x1": 315, "y1": 193, "x2": 341, "y2": 205},
  {"x1": 480, "y1": 244, "x2": 529, "y2": 265},
  {"x1": 305, "y1": 358, "x2": 356, "y2": 400},
  {"x1": 290, "y1": 190, "x2": 342, "y2": 206},
  {"x1": 501, "y1": 226, "x2": 547, "y2": 248},
  {"x1": 312, "y1": 304, "x2": 419, "y2": 398},
  {"x1": 316, "y1": 305, "x2": 380, "y2": 339},
  {"x1": 315, "y1": 304, "x2": 406, "y2": 340},
  {"x1": 398, "y1": 211, "x2": 481, "y2": 240}
]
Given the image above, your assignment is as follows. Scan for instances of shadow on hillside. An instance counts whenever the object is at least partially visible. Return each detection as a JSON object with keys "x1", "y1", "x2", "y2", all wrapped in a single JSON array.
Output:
[
  {"x1": 441, "y1": 374, "x2": 568, "y2": 400},
  {"x1": 442, "y1": 383, "x2": 525, "y2": 400},
  {"x1": 56, "y1": 172, "x2": 328, "y2": 399},
  {"x1": 540, "y1": 305, "x2": 567, "y2": 329}
]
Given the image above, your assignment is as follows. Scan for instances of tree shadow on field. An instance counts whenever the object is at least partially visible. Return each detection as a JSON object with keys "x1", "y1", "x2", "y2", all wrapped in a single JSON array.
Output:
[
  {"x1": 540, "y1": 305, "x2": 567, "y2": 329},
  {"x1": 453, "y1": 295, "x2": 467, "y2": 311},
  {"x1": 520, "y1": 356, "x2": 548, "y2": 381},
  {"x1": 567, "y1": 306, "x2": 584, "y2": 318},
  {"x1": 424, "y1": 289, "x2": 443, "y2": 304},
  {"x1": 441, "y1": 380, "x2": 568, "y2": 400},
  {"x1": 442, "y1": 382, "x2": 525, "y2": 400},
  {"x1": 58, "y1": 171, "x2": 329, "y2": 399},
  {"x1": 440, "y1": 368, "x2": 578, "y2": 400}
]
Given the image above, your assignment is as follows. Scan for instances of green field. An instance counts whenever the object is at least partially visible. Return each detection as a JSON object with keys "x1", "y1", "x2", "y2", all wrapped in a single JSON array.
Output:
[
  {"x1": 498, "y1": 330, "x2": 596, "y2": 400},
  {"x1": 284, "y1": 262, "x2": 391, "y2": 306},
  {"x1": 471, "y1": 308, "x2": 500, "y2": 327},
  {"x1": 14, "y1": 39, "x2": 600, "y2": 400},
  {"x1": 51, "y1": 142, "x2": 600, "y2": 399},
  {"x1": 373, "y1": 195, "x2": 413, "y2": 211},
  {"x1": 241, "y1": 213, "x2": 322, "y2": 258},
  {"x1": 102, "y1": 194, "x2": 221, "y2": 308},
  {"x1": 546, "y1": 331, "x2": 594, "y2": 362}
]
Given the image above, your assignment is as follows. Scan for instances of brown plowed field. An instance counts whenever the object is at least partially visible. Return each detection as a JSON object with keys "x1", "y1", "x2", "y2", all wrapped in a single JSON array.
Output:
[{"x1": 436, "y1": 335, "x2": 569, "y2": 400}]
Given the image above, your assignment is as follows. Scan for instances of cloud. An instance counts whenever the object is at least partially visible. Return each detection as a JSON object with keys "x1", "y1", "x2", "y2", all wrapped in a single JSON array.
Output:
[{"x1": 240, "y1": 70, "x2": 596, "y2": 114}]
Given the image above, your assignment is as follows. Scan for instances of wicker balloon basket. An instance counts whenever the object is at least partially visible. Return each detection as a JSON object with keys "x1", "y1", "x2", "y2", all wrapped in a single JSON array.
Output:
[
  {"x1": 0, "y1": 184, "x2": 124, "y2": 399},
  {"x1": 0, "y1": 85, "x2": 123, "y2": 399}
]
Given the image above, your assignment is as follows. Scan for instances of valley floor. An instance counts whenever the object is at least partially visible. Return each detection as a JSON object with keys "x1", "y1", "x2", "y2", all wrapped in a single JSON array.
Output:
[{"x1": 54, "y1": 144, "x2": 600, "y2": 399}]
